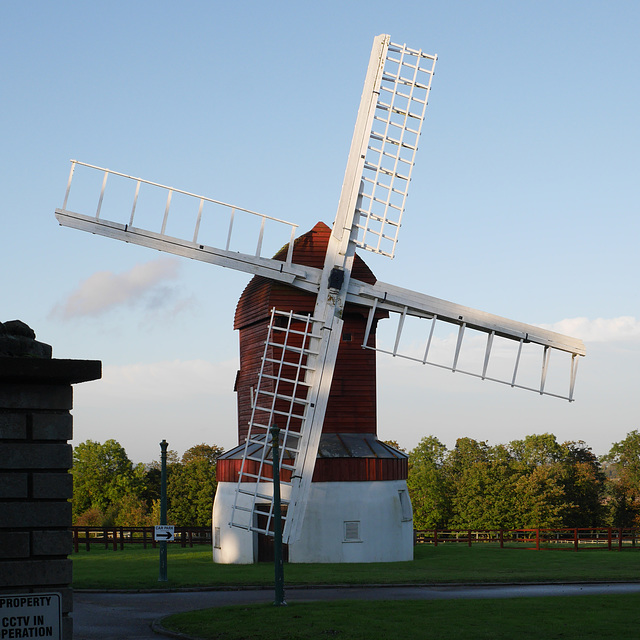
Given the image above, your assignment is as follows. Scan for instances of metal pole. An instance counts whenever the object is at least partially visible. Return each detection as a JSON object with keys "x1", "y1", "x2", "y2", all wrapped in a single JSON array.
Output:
[
  {"x1": 270, "y1": 425, "x2": 286, "y2": 606},
  {"x1": 159, "y1": 439, "x2": 168, "y2": 582}
]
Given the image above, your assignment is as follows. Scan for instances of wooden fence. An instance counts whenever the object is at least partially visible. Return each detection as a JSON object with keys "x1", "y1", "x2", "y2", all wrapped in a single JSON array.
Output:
[
  {"x1": 71, "y1": 526, "x2": 211, "y2": 552},
  {"x1": 72, "y1": 525, "x2": 639, "y2": 553},
  {"x1": 414, "y1": 527, "x2": 639, "y2": 551}
]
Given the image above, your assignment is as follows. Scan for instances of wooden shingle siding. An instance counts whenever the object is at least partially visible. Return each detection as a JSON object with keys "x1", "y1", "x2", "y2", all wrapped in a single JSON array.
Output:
[
  {"x1": 217, "y1": 458, "x2": 294, "y2": 483},
  {"x1": 217, "y1": 457, "x2": 408, "y2": 483},
  {"x1": 236, "y1": 323, "x2": 269, "y2": 444},
  {"x1": 324, "y1": 311, "x2": 378, "y2": 434},
  {"x1": 312, "y1": 457, "x2": 408, "y2": 482},
  {"x1": 229, "y1": 221, "x2": 403, "y2": 481}
]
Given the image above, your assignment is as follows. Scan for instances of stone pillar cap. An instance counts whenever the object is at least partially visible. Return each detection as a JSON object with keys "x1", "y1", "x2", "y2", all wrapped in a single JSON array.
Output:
[{"x1": 0, "y1": 320, "x2": 53, "y2": 358}]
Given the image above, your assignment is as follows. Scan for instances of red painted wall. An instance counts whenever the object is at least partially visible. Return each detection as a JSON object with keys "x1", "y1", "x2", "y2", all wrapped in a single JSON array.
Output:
[{"x1": 233, "y1": 222, "x2": 386, "y2": 444}]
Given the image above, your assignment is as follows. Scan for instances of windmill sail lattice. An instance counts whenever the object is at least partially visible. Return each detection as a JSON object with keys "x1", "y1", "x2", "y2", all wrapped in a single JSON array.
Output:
[
  {"x1": 229, "y1": 309, "x2": 321, "y2": 538},
  {"x1": 53, "y1": 33, "x2": 586, "y2": 551},
  {"x1": 361, "y1": 300, "x2": 580, "y2": 400},
  {"x1": 355, "y1": 39, "x2": 436, "y2": 257},
  {"x1": 267, "y1": 35, "x2": 437, "y2": 542}
]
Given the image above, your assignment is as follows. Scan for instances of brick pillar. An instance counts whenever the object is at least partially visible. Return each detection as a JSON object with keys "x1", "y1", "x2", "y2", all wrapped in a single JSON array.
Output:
[{"x1": 0, "y1": 321, "x2": 101, "y2": 640}]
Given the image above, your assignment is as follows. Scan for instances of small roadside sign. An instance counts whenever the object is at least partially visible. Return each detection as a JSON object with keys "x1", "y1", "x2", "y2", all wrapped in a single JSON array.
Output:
[
  {"x1": 154, "y1": 524, "x2": 175, "y2": 542},
  {"x1": 0, "y1": 592, "x2": 61, "y2": 640}
]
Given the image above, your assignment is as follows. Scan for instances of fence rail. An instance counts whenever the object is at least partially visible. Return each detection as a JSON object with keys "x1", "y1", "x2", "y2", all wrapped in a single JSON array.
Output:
[
  {"x1": 414, "y1": 527, "x2": 639, "y2": 551},
  {"x1": 71, "y1": 526, "x2": 211, "y2": 552},
  {"x1": 72, "y1": 526, "x2": 639, "y2": 553}
]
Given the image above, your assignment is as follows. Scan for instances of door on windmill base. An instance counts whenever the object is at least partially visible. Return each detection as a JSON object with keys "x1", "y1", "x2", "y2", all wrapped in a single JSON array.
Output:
[{"x1": 255, "y1": 503, "x2": 289, "y2": 563}]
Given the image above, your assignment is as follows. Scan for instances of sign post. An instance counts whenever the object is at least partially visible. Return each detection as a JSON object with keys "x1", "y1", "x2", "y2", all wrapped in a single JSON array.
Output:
[
  {"x1": 270, "y1": 424, "x2": 286, "y2": 606},
  {"x1": 159, "y1": 439, "x2": 168, "y2": 582}
]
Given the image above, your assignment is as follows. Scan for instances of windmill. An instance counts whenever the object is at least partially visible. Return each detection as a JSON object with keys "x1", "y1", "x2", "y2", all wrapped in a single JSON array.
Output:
[{"x1": 55, "y1": 34, "x2": 585, "y2": 564}]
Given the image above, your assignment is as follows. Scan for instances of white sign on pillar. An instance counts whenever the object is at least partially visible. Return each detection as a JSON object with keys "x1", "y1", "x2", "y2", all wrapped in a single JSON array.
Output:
[{"x1": 0, "y1": 593, "x2": 61, "y2": 639}]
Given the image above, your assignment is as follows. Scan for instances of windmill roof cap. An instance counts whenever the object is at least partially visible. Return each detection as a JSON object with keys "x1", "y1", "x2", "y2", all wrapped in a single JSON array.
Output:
[
  {"x1": 219, "y1": 433, "x2": 407, "y2": 460},
  {"x1": 234, "y1": 221, "x2": 379, "y2": 330}
]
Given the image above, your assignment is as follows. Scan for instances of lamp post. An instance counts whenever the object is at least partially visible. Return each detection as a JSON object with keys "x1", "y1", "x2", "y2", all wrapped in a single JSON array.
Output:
[
  {"x1": 159, "y1": 439, "x2": 168, "y2": 582},
  {"x1": 270, "y1": 425, "x2": 286, "y2": 606}
]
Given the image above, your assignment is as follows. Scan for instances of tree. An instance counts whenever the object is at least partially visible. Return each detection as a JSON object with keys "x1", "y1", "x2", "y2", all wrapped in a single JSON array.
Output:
[
  {"x1": 407, "y1": 436, "x2": 451, "y2": 528},
  {"x1": 141, "y1": 448, "x2": 181, "y2": 512},
  {"x1": 602, "y1": 430, "x2": 640, "y2": 526},
  {"x1": 507, "y1": 434, "x2": 571, "y2": 528},
  {"x1": 512, "y1": 462, "x2": 566, "y2": 528},
  {"x1": 114, "y1": 493, "x2": 154, "y2": 527},
  {"x1": 181, "y1": 443, "x2": 224, "y2": 466},
  {"x1": 161, "y1": 443, "x2": 224, "y2": 526},
  {"x1": 509, "y1": 433, "x2": 563, "y2": 467},
  {"x1": 167, "y1": 458, "x2": 218, "y2": 526},
  {"x1": 446, "y1": 437, "x2": 491, "y2": 474},
  {"x1": 74, "y1": 507, "x2": 105, "y2": 527},
  {"x1": 447, "y1": 442, "x2": 519, "y2": 529},
  {"x1": 560, "y1": 441, "x2": 606, "y2": 527},
  {"x1": 72, "y1": 439, "x2": 146, "y2": 522},
  {"x1": 141, "y1": 466, "x2": 161, "y2": 511}
]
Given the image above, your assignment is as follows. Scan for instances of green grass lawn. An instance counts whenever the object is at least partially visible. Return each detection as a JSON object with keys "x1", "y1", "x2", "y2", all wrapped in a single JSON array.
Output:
[
  {"x1": 73, "y1": 544, "x2": 640, "y2": 639},
  {"x1": 72, "y1": 543, "x2": 640, "y2": 590},
  {"x1": 161, "y1": 594, "x2": 640, "y2": 639}
]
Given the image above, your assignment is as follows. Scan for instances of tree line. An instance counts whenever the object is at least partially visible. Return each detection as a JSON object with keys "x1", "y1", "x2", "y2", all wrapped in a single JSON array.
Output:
[
  {"x1": 71, "y1": 440, "x2": 223, "y2": 528},
  {"x1": 406, "y1": 431, "x2": 640, "y2": 530},
  {"x1": 71, "y1": 430, "x2": 640, "y2": 529}
]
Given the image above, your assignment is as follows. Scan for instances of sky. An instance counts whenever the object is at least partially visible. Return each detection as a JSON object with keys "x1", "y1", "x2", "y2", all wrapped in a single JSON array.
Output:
[{"x1": 2, "y1": 0, "x2": 639, "y2": 463}]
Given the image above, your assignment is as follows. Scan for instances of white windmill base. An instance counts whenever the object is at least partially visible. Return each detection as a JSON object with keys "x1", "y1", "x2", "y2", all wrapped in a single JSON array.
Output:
[{"x1": 212, "y1": 480, "x2": 414, "y2": 564}]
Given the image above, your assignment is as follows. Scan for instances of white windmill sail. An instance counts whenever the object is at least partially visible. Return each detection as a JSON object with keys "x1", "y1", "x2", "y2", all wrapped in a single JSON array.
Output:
[
  {"x1": 54, "y1": 34, "x2": 585, "y2": 546},
  {"x1": 350, "y1": 278, "x2": 585, "y2": 401},
  {"x1": 54, "y1": 161, "x2": 318, "y2": 290},
  {"x1": 276, "y1": 35, "x2": 438, "y2": 542},
  {"x1": 354, "y1": 38, "x2": 437, "y2": 257}
]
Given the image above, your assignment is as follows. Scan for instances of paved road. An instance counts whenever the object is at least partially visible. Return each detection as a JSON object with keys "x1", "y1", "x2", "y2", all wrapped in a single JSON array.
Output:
[{"x1": 73, "y1": 583, "x2": 640, "y2": 639}]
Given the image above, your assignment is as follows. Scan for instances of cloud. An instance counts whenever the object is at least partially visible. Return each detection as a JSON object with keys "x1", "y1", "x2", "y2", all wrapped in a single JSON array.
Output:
[
  {"x1": 541, "y1": 317, "x2": 640, "y2": 343},
  {"x1": 52, "y1": 258, "x2": 183, "y2": 319},
  {"x1": 377, "y1": 315, "x2": 640, "y2": 358},
  {"x1": 85, "y1": 359, "x2": 238, "y2": 402},
  {"x1": 71, "y1": 359, "x2": 240, "y2": 460}
]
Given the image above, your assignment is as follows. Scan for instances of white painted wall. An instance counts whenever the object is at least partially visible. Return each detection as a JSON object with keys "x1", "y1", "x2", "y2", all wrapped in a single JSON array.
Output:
[
  {"x1": 212, "y1": 482, "x2": 255, "y2": 564},
  {"x1": 212, "y1": 480, "x2": 414, "y2": 564}
]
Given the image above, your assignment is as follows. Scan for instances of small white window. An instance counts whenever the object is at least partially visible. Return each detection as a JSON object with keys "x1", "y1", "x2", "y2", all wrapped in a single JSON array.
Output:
[
  {"x1": 399, "y1": 490, "x2": 413, "y2": 522},
  {"x1": 344, "y1": 520, "x2": 361, "y2": 542},
  {"x1": 214, "y1": 527, "x2": 221, "y2": 549}
]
